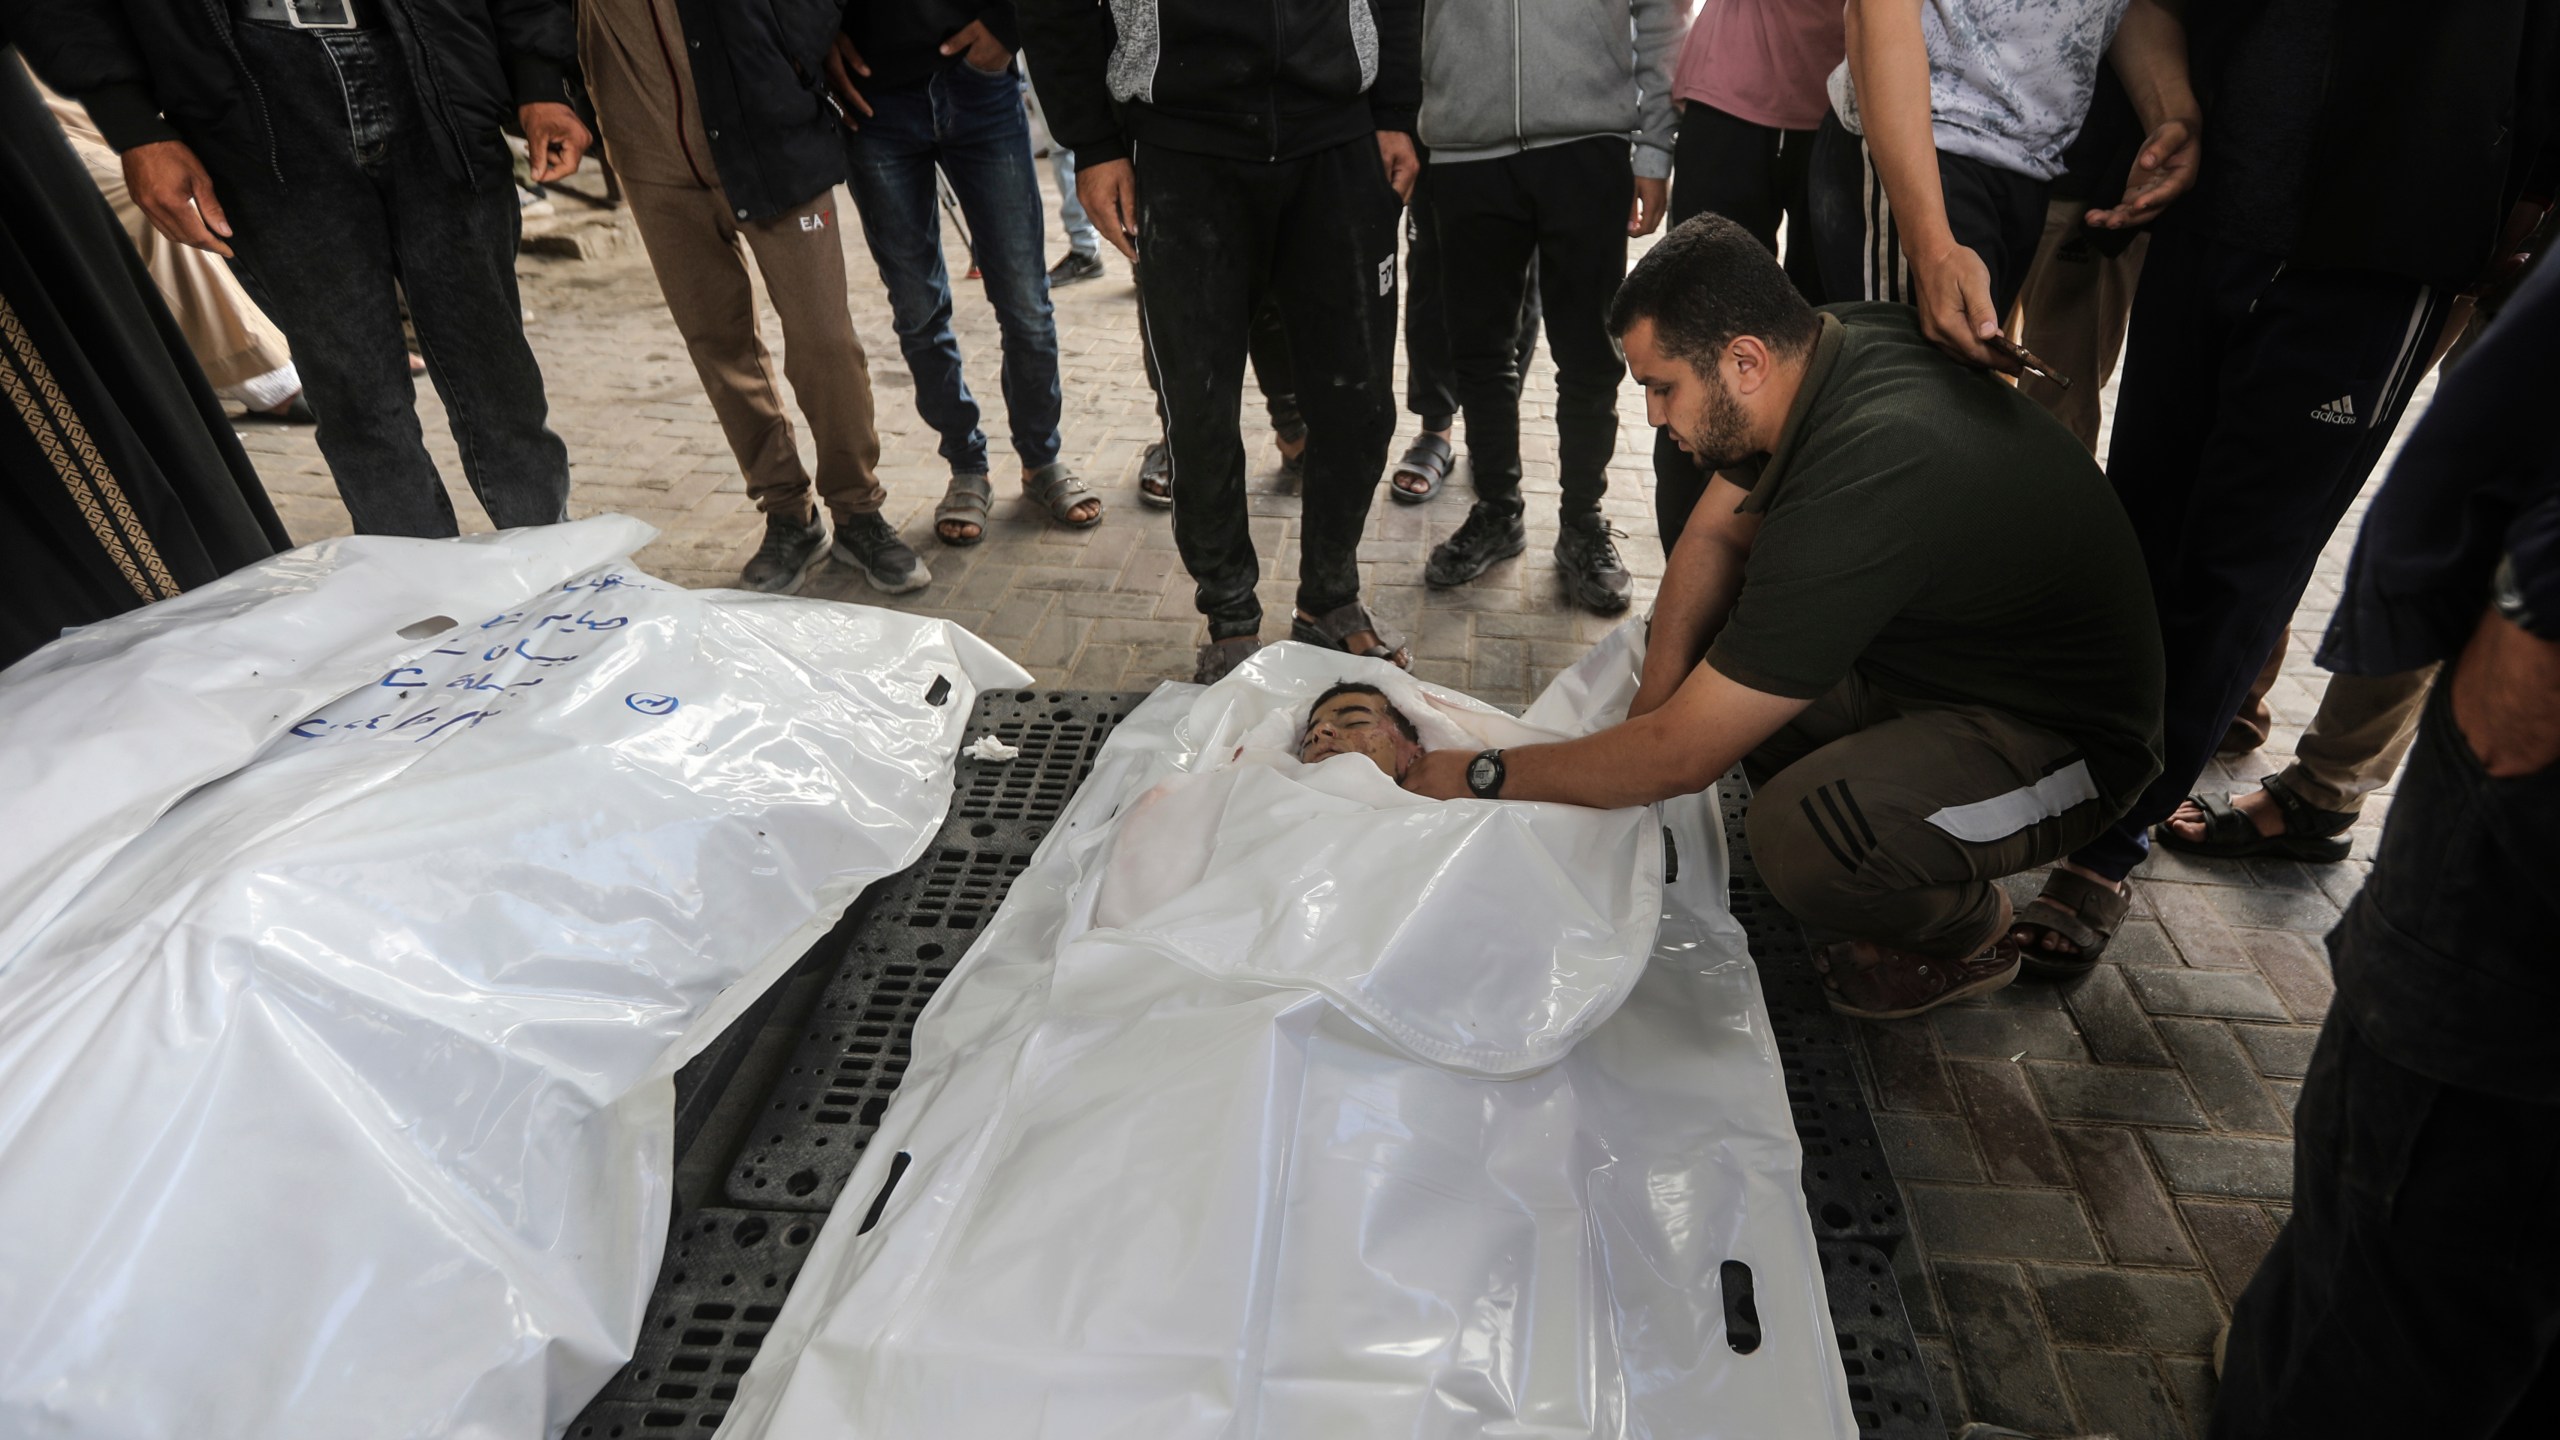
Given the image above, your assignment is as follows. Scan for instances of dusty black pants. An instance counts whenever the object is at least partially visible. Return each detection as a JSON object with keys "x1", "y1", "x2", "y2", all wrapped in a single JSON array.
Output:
[
  {"x1": 1429, "y1": 138, "x2": 1631, "y2": 523},
  {"x1": 1653, "y1": 101, "x2": 1826, "y2": 550},
  {"x1": 1133, "y1": 139, "x2": 1401, "y2": 637}
]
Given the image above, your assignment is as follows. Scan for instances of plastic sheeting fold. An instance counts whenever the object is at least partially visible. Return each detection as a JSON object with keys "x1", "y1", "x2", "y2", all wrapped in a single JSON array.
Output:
[
  {"x1": 719, "y1": 637, "x2": 1857, "y2": 1440},
  {"x1": 0, "y1": 520, "x2": 1029, "y2": 1440}
]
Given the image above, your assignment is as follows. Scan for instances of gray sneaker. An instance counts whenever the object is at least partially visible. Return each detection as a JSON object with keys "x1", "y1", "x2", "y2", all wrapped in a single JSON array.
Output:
[
  {"x1": 831, "y1": 511, "x2": 932, "y2": 594},
  {"x1": 739, "y1": 506, "x2": 830, "y2": 594}
]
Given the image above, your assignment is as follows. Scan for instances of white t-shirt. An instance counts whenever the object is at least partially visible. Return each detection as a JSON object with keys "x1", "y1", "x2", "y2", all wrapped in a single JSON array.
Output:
[{"x1": 1827, "y1": 0, "x2": 2132, "y2": 181}]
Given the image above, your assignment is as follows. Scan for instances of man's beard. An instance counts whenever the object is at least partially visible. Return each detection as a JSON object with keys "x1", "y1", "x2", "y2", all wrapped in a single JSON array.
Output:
[{"x1": 1677, "y1": 372, "x2": 1757, "y2": 470}]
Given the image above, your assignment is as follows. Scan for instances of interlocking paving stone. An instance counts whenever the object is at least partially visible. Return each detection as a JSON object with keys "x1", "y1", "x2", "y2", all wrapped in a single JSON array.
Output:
[
  {"x1": 2233, "y1": 1022, "x2": 2319, "y2": 1079},
  {"x1": 2179, "y1": 1199, "x2": 2282, "y2": 1304},
  {"x1": 2141, "y1": 881, "x2": 2256, "y2": 970},
  {"x1": 2145, "y1": 1132, "x2": 2296, "y2": 1202},
  {"x1": 2031, "y1": 1062, "x2": 2210, "y2": 1129},
  {"x1": 2063, "y1": 964, "x2": 2176, "y2": 1067},
  {"x1": 2160, "y1": 1354, "x2": 2220, "y2": 1440},
  {"x1": 1951, "y1": 1061, "x2": 2075, "y2": 1187},
  {"x1": 1934, "y1": 1261, "x2": 2078, "y2": 1435},
  {"x1": 2156, "y1": 1018, "x2": 2293, "y2": 1135},
  {"x1": 2106, "y1": 916, "x2": 2186, "y2": 968},
  {"x1": 2030, "y1": 1265, "x2": 2223, "y2": 1353},
  {"x1": 1861, "y1": 1020, "x2": 1961, "y2": 1115},
  {"x1": 2056, "y1": 1126, "x2": 2199, "y2": 1268},
  {"x1": 2240, "y1": 928, "x2": 2338, "y2": 1023},
  {"x1": 2126, "y1": 967, "x2": 2293, "y2": 1023},
  {"x1": 1875, "y1": 1112, "x2": 1988, "y2": 1184},
  {"x1": 2204, "y1": 883, "x2": 2345, "y2": 933},
  {"x1": 1931, "y1": 1004, "x2": 2091, "y2": 1061},
  {"x1": 2058, "y1": 1347, "x2": 2192, "y2": 1440},
  {"x1": 1909, "y1": 1185, "x2": 2103, "y2": 1263}
]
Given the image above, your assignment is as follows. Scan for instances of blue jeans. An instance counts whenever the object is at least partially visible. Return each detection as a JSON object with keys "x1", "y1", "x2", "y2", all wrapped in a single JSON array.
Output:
[
  {"x1": 844, "y1": 62, "x2": 1062, "y2": 475},
  {"x1": 1052, "y1": 145, "x2": 1099, "y2": 257}
]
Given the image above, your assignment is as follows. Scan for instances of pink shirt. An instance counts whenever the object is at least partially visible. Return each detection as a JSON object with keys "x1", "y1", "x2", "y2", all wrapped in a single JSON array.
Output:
[{"x1": 1673, "y1": 0, "x2": 1847, "y2": 133}]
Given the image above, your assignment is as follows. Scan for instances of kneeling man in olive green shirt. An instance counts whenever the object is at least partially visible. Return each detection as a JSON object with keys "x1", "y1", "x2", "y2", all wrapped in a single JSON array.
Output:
[{"x1": 1404, "y1": 214, "x2": 2165, "y2": 1020}]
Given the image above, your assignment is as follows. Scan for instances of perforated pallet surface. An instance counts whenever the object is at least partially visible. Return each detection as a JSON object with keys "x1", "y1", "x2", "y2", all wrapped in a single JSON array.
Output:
[
  {"x1": 574, "y1": 709, "x2": 1933, "y2": 1438},
  {"x1": 723, "y1": 691, "x2": 1138, "y2": 1212}
]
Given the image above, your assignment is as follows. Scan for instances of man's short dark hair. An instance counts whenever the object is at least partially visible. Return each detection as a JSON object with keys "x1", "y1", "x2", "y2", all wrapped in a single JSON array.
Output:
[
  {"x1": 1607, "y1": 214, "x2": 1820, "y2": 369},
  {"x1": 1307, "y1": 681, "x2": 1420, "y2": 742}
]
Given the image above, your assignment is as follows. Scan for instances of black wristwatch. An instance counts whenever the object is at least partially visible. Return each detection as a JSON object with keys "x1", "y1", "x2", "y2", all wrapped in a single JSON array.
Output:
[{"x1": 1465, "y1": 748, "x2": 1506, "y2": 799}]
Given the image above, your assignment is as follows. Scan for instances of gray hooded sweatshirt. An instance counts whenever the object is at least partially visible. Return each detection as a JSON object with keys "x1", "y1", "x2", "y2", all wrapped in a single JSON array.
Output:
[{"x1": 1417, "y1": 0, "x2": 1687, "y2": 179}]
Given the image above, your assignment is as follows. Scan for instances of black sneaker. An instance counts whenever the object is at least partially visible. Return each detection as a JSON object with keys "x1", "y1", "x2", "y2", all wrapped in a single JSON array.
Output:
[
  {"x1": 831, "y1": 511, "x2": 932, "y2": 594},
  {"x1": 1424, "y1": 502, "x2": 1528, "y2": 588},
  {"x1": 1555, "y1": 514, "x2": 1634, "y2": 614},
  {"x1": 1047, "y1": 250, "x2": 1106, "y2": 287},
  {"x1": 738, "y1": 506, "x2": 830, "y2": 594}
]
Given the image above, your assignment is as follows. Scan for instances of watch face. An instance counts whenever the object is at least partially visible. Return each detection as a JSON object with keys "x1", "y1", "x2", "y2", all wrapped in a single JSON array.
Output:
[{"x1": 1468, "y1": 753, "x2": 1499, "y2": 794}]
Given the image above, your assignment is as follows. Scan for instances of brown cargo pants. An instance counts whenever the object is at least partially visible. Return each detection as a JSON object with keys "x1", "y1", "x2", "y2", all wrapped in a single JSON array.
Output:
[{"x1": 1744, "y1": 671, "x2": 2122, "y2": 959}]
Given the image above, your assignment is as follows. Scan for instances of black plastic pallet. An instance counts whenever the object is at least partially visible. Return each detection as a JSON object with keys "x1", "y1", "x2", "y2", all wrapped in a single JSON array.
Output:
[
  {"x1": 1821, "y1": 1242, "x2": 1945, "y2": 1438},
  {"x1": 575, "y1": 706, "x2": 1933, "y2": 1439},
  {"x1": 722, "y1": 690, "x2": 1140, "y2": 1212},
  {"x1": 1721, "y1": 771, "x2": 1914, "y2": 1255},
  {"x1": 565, "y1": 1207, "x2": 823, "y2": 1439}
]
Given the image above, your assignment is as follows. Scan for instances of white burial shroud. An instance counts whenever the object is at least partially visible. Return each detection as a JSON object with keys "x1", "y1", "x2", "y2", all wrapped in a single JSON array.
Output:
[
  {"x1": 0, "y1": 518, "x2": 1028, "y2": 1440},
  {"x1": 719, "y1": 637, "x2": 1858, "y2": 1440}
]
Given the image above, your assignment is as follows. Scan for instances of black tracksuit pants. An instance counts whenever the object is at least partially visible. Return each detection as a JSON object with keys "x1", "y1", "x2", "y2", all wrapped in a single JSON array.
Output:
[
  {"x1": 1133, "y1": 138, "x2": 1402, "y2": 638},
  {"x1": 1653, "y1": 101, "x2": 1825, "y2": 550},
  {"x1": 2067, "y1": 229, "x2": 2451, "y2": 880},
  {"x1": 1404, "y1": 161, "x2": 1539, "y2": 429},
  {"x1": 1431, "y1": 138, "x2": 1631, "y2": 525}
]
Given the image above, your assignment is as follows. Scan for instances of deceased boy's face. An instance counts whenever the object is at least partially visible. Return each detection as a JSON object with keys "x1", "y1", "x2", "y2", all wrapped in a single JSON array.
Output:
[{"x1": 1299, "y1": 692, "x2": 1424, "y2": 780}]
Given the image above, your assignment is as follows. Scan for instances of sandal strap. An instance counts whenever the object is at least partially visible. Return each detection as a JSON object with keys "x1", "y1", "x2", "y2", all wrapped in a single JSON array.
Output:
[
  {"x1": 2017, "y1": 868, "x2": 2130, "y2": 951},
  {"x1": 2259, "y1": 773, "x2": 2358, "y2": 838},
  {"x1": 1025, "y1": 460, "x2": 1101, "y2": 521},
  {"x1": 1393, "y1": 433, "x2": 1454, "y2": 476},
  {"x1": 1297, "y1": 599, "x2": 1407, "y2": 659},
  {"x1": 2185, "y1": 791, "x2": 2258, "y2": 847},
  {"x1": 935, "y1": 471, "x2": 994, "y2": 522}
]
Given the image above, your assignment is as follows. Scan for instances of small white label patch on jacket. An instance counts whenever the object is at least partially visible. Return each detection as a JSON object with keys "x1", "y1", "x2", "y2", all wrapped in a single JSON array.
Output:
[
  {"x1": 2310, "y1": 395, "x2": 2356, "y2": 425},
  {"x1": 1378, "y1": 256, "x2": 1394, "y2": 296}
]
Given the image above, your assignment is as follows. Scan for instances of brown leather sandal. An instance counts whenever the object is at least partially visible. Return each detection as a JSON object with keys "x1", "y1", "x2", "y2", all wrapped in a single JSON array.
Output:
[
  {"x1": 1814, "y1": 938, "x2": 2025, "y2": 1020},
  {"x1": 1289, "y1": 599, "x2": 1411, "y2": 670},
  {"x1": 2009, "y1": 868, "x2": 2132, "y2": 982}
]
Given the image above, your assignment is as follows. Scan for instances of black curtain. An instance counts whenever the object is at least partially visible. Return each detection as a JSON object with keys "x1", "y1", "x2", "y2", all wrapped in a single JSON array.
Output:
[{"x1": 0, "y1": 41, "x2": 287, "y2": 671}]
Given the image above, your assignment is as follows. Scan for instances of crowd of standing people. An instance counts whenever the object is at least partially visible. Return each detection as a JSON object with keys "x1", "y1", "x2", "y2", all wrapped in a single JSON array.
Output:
[{"x1": 11, "y1": 0, "x2": 2560, "y2": 1435}]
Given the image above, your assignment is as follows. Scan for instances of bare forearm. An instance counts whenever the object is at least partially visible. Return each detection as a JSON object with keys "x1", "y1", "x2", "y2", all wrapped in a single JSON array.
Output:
[
  {"x1": 2108, "y1": 0, "x2": 2199, "y2": 133},
  {"x1": 1846, "y1": 0, "x2": 1952, "y2": 253},
  {"x1": 1498, "y1": 711, "x2": 1739, "y2": 810},
  {"x1": 1636, "y1": 526, "x2": 1748, "y2": 709}
]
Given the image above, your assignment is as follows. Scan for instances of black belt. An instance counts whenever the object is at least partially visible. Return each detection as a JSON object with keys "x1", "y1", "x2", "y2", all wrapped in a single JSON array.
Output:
[{"x1": 234, "y1": 0, "x2": 387, "y2": 31}]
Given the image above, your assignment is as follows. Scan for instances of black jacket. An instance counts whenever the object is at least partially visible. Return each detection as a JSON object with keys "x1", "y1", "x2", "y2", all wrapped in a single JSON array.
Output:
[
  {"x1": 2194, "y1": 0, "x2": 2559, "y2": 290},
  {"x1": 15, "y1": 0, "x2": 578, "y2": 182},
  {"x1": 671, "y1": 0, "x2": 849, "y2": 221},
  {"x1": 1019, "y1": 0, "x2": 1419, "y2": 167},
  {"x1": 843, "y1": 1, "x2": 1021, "y2": 93}
]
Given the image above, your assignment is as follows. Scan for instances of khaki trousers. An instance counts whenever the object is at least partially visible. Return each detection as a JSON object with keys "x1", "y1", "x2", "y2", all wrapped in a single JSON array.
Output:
[
  {"x1": 2277, "y1": 666, "x2": 2436, "y2": 813},
  {"x1": 41, "y1": 78, "x2": 294, "y2": 390},
  {"x1": 2012, "y1": 197, "x2": 2148, "y2": 455},
  {"x1": 1745, "y1": 672, "x2": 2117, "y2": 958},
  {"x1": 618, "y1": 180, "x2": 885, "y2": 519}
]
